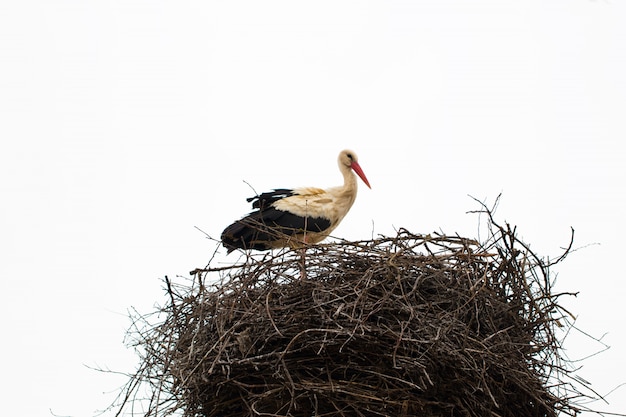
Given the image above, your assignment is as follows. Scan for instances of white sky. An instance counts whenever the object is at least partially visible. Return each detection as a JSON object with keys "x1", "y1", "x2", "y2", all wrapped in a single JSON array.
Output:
[{"x1": 1, "y1": 1, "x2": 625, "y2": 415}]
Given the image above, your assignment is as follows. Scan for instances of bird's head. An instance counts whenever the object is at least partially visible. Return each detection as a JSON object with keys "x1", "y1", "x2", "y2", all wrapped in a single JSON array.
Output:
[{"x1": 339, "y1": 149, "x2": 371, "y2": 189}]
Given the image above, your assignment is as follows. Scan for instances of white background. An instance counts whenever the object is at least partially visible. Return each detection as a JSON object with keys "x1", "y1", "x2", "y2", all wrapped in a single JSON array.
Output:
[{"x1": 1, "y1": 1, "x2": 624, "y2": 415}]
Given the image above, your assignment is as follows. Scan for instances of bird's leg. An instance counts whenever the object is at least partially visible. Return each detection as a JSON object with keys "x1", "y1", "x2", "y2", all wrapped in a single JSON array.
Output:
[
  {"x1": 299, "y1": 248, "x2": 307, "y2": 280},
  {"x1": 299, "y1": 204, "x2": 308, "y2": 280},
  {"x1": 299, "y1": 236, "x2": 308, "y2": 280}
]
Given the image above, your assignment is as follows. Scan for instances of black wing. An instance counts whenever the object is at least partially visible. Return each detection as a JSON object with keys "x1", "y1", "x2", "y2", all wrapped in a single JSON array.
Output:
[{"x1": 221, "y1": 206, "x2": 332, "y2": 252}]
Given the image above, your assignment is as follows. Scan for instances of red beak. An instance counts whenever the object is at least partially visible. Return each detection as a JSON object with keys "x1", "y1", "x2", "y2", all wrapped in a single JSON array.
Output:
[{"x1": 351, "y1": 161, "x2": 371, "y2": 189}]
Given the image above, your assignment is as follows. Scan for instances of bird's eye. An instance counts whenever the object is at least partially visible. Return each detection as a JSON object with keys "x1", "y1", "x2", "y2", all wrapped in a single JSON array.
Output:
[{"x1": 346, "y1": 153, "x2": 353, "y2": 160}]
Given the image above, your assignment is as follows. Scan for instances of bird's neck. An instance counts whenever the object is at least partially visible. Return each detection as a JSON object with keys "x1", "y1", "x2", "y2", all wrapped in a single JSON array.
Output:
[
  {"x1": 345, "y1": 169, "x2": 357, "y2": 188},
  {"x1": 337, "y1": 169, "x2": 358, "y2": 201}
]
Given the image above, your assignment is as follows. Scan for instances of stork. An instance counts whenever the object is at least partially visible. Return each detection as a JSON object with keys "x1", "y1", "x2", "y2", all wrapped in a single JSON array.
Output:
[{"x1": 221, "y1": 149, "x2": 371, "y2": 254}]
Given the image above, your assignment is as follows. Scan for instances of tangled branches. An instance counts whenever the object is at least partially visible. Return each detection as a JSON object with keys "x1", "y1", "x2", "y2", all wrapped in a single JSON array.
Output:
[{"x1": 114, "y1": 215, "x2": 584, "y2": 417}]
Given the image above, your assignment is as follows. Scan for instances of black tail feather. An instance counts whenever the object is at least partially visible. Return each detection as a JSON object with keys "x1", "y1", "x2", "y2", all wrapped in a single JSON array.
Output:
[{"x1": 246, "y1": 189, "x2": 295, "y2": 209}]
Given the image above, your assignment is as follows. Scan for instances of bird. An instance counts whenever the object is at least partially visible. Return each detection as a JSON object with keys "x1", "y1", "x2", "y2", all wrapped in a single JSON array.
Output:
[{"x1": 221, "y1": 149, "x2": 371, "y2": 253}]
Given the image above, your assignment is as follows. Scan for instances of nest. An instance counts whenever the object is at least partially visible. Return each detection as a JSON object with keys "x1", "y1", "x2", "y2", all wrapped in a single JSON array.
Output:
[{"x1": 115, "y1": 214, "x2": 585, "y2": 417}]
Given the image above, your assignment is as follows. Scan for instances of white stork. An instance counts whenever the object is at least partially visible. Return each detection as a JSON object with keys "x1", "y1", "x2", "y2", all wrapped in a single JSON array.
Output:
[{"x1": 221, "y1": 149, "x2": 371, "y2": 253}]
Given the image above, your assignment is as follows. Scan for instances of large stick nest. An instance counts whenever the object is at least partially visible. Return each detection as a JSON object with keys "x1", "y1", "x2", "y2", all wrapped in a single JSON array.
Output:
[{"x1": 116, "y1": 214, "x2": 584, "y2": 417}]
